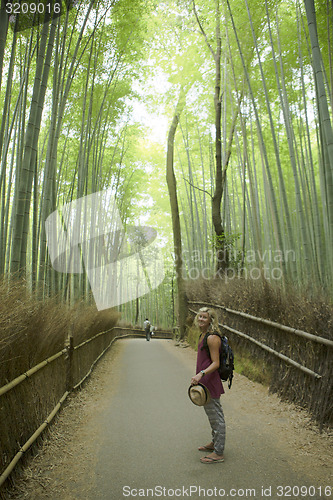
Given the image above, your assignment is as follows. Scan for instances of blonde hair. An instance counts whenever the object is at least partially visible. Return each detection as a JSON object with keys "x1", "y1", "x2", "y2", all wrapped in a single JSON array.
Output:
[{"x1": 194, "y1": 306, "x2": 221, "y2": 333}]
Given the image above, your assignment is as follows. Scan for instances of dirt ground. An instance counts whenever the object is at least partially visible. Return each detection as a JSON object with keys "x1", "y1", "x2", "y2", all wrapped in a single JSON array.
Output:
[{"x1": 5, "y1": 339, "x2": 333, "y2": 499}]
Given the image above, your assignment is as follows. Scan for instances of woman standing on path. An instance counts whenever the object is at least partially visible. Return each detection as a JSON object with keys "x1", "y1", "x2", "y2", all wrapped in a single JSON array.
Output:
[{"x1": 191, "y1": 307, "x2": 225, "y2": 464}]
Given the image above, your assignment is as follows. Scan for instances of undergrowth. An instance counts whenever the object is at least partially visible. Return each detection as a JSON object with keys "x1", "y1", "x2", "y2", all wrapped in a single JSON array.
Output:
[
  {"x1": 233, "y1": 348, "x2": 272, "y2": 386},
  {"x1": 186, "y1": 276, "x2": 332, "y2": 340},
  {"x1": 0, "y1": 278, "x2": 120, "y2": 387}
]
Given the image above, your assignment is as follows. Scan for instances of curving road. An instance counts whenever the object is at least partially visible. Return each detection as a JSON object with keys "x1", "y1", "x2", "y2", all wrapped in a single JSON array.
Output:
[
  {"x1": 11, "y1": 338, "x2": 332, "y2": 500},
  {"x1": 62, "y1": 339, "x2": 330, "y2": 500}
]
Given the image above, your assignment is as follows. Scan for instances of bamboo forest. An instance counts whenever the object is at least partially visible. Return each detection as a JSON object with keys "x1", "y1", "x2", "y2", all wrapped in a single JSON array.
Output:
[
  {"x1": 1, "y1": 0, "x2": 333, "y2": 494},
  {"x1": 0, "y1": 0, "x2": 332, "y2": 334}
]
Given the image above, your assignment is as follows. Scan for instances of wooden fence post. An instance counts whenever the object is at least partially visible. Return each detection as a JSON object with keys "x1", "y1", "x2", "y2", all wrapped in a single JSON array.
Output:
[{"x1": 66, "y1": 329, "x2": 74, "y2": 392}]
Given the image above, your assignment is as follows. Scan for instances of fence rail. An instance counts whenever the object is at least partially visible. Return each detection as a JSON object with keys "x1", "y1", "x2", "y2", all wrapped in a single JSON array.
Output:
[
  {"x1": 0, "y1": 326, "x2": 172, "y2": 492},
  {"x1": 0, "y1": 391, "x2": 70, "y2": 488},
  {"x1": 188, "y1": 301, "x2": 333, "y2": 347},
  {"x1": 0, "y1": 349, "x2": 67, "y2": 398}
]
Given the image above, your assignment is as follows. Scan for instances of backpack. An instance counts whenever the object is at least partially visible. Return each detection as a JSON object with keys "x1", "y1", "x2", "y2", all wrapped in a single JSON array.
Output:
[{"x1": 202, "y1": 332, "x2": 234, "y2": 389}]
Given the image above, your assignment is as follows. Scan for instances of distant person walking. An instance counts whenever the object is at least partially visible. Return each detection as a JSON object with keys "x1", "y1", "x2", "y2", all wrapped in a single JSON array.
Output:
[
  {"x1": 143, "y1": 318, "x2": 151, "y2": 341},
  {"x1": 190, "y1": 307, "x2": 225, "y2": 464}
]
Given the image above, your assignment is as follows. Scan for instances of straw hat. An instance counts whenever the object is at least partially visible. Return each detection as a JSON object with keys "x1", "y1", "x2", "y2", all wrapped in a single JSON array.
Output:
[{"x1": 188, "y1": 383, "x2": 211, "y2": 406}]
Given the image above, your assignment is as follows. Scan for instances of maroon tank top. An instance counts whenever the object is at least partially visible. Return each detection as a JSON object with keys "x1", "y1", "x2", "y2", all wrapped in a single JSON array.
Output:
[{"x1": 196, "y1": 335, "x2": 224, "y2": 399}]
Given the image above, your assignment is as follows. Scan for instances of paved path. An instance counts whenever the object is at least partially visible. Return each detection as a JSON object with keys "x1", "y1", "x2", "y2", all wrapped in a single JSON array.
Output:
[
  {"x1": 11, "y1": 339, "x2": 332, "y2": 500},
  {"x1": 67, "y1": 339, "x2": 331, "y2": 499}
]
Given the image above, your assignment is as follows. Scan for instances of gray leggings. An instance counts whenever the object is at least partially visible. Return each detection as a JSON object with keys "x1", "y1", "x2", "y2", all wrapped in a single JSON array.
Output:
[{"x1": 203, "y1": 398, "x2": 226, "y2": 455}]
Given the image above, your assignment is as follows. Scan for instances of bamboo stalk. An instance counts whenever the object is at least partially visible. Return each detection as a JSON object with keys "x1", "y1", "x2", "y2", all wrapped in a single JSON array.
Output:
[{"x1": 188, "y1": 301, "x2": 333, "y2": 347}]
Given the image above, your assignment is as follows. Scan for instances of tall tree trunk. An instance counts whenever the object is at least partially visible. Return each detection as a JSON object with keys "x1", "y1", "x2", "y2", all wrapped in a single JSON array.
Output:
[
  {"x1": 211, "y1": 0, "x2": 227, "y2": 271},
  {"x1": 166, "y1": 89, "x2": 188, "y2": 340},
  {"x1": 193, "y1": 0, "x2": 240, "y2": 273},
  {"x1": 227, "y1": 0, "x2": 286, "y2": 278},
  {"x1": 0, "y1": 27, "x2": 17, "y2": 273},
  {"x1": 10, "y1": 14, "x2": 56, "y2": 274},
  {"x1": 0, "y1": 2, "x2": 9, "y2": 93},
  {"x1": 304, "y1": 0, "x2": 333, "y2": 265}
]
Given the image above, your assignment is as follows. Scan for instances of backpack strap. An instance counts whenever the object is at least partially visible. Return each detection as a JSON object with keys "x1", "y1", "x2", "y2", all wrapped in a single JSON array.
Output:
[{"x1": 201, "y1": 331, "x2": 222, "y2": 357}]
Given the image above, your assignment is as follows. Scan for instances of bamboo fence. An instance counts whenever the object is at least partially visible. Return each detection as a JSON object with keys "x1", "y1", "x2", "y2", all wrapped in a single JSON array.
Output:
[
  {"x1": 188, "y1": 301, "x2": 333, "y2": 428},
  {"x1": 0, "y1": 327, "x2": 172, "y2": 495}
]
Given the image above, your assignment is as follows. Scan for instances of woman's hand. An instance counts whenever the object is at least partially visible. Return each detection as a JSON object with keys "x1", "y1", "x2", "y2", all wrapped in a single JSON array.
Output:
[{"x1": 191, "y1": 372, "x2": 203, "y2": 385}]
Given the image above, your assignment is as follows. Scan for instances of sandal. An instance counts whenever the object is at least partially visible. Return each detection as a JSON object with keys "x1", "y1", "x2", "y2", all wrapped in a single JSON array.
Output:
[
  {"x1": 200, "y1": 455, "x2": 224, "y2": 464},
  {"x1": 198, "y1": 445, "x2": 214, "y2": 451}
]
